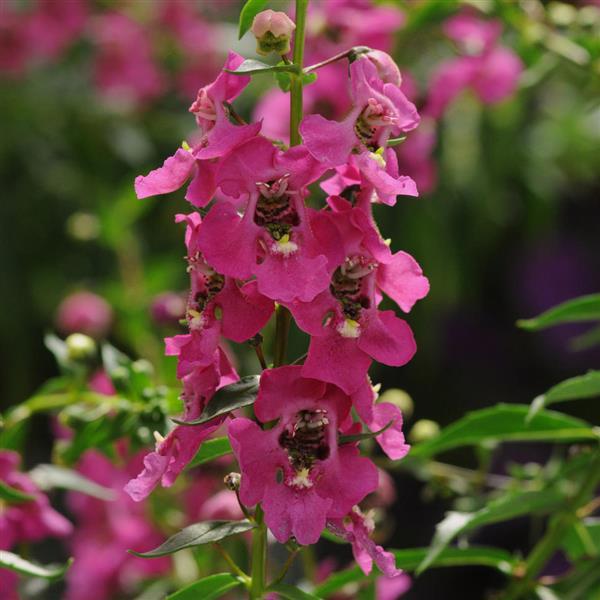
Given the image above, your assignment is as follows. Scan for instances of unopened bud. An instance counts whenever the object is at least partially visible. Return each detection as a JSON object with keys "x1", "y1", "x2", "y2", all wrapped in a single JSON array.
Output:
[
  {"x1": 378, "y1": 388, "x2": 414, "y2": 419},
  {"x1": 224, "y1": 472, "x2": 241, "y2": 491},
  {"x1": 251, "y1": 10, "x2": 296, "y2": 56},
  {"x1": 365, "y1": 50, "x2": 402, "y2": 87},
  {"x1": 409, "y1": 419, "x2": 440, "y2": 444},
  {"x1": 65, "y1": 333, "x2": 96, "y2": 362}
]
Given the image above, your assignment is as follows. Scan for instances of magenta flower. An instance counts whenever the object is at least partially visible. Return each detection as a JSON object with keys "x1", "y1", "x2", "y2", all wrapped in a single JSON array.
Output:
[
  {"x1": 351, "y1": 381, "x2": 410, "y2": 460},
  {"x1": 66, "y1": 450, "x2": 170, "y2": 600},
  {"x1": 135, "y1": 52, "x2": 261, "y2": 206},
  {"x1": 197, "y1": 136, "x2": 334, "y2": 303},
  {"x1": 228, "y1": 366, "x2": 378, "y2": 545},
  {"x1": 55, "y1": 291, "x2": 113, "y2": 338},
  {"x1": 165, "y1": 212, "x2": 273, "y2": 369},
  {"x1": 0, "y1": 450, "x2": 72, "y2": 551},
  {"x1": 376, "y1": 573, "x2": 412, "y2": 599},
  {"x1": 425, "y1": 13, "x2": 523, "y2": 118},
  {"x1": 328, "y1": 506, "x2": 402, "y2": 577},
  {"x1": 125, "y1": 349, "x2": 237, "y2": 502},
  {"x1": 285, "y1": 198, "x2": 428, "y2": 393},
  {"x1": 301, "y1": 58, "x2": 419, "y2": 202},
  {"x1": 91, "y1": 12, "x2": 164, "y2": 106}
]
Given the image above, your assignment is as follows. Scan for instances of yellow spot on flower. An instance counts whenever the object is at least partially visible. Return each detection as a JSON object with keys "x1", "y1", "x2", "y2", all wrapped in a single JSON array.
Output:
[
  {"x1": 291, "y1": 468, "x2": 313, "y2": 489},
  {"x1": 338, "y1": 318, "x2": 361, "y2": 338},
  {"x1": 182, "y1": 141, "x2": 192, "y2": 152}
]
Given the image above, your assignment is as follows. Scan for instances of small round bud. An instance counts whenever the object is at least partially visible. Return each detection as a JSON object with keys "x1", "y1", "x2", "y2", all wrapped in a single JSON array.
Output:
[
  {"x1": 251, "y1": 10, "x2": 296, "y2": 56},
  {"x1": 150, "y1": 292, "x2": 186, "y2": 326},
  {"x1": 224, "y1": 472, "x2": 241, "y2": 491},
  {"x1": 409, "y1": 419, "x2": 440, "y2": 444},
  {"x1": 65, "y1": 333, "x2": 97, "y2": 362},
  {"x1": 66, "y1": 212, "x2": 100, "y2": 241},
  {"x1": 365, "y1": 50, "x2": 402, "y2": 87},
  {"x1": 378, "y1": 388, "x2": 414, "y2": 419}
]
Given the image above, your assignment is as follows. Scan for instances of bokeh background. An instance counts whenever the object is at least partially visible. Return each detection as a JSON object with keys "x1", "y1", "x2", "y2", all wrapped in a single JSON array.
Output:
[{"x1": 1, "y1": 0, "x2": 599, "y2": 598}]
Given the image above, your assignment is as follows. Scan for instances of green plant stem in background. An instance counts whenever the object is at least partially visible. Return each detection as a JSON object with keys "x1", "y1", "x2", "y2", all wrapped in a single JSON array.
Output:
[
  {"x1": 251, "y1": 1, "x2": 309, "y2": 596},
  {"x1": 504, "y1": 448, "x2": 600, "y2": 599}
]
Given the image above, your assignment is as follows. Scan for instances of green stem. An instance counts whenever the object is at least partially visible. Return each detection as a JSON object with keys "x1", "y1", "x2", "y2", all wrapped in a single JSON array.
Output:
[
  {"x1": 504, "y1": 448, "x2": 600, "y2": 600},
  {"x1": 250, "y1": 2, "x2": 309, "y2": 596},
  {"x1": 249, "y1": 506, "x2": 268, "y2": 599}
]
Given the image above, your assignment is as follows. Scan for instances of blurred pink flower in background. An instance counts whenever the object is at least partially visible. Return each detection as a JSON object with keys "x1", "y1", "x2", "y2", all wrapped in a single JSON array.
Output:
[
  {"x1": 66, "y1": 449, "x2": 170, "y2": 600},
  {"x1": 55, "y1": 291, "x2": 113, "y2": 338},
  {"x1": 425, "y1": 12, "x2": 523, "y2": 118},
  {"x1": 150, "y1": 291, "x2": 187, "y2": 327}
]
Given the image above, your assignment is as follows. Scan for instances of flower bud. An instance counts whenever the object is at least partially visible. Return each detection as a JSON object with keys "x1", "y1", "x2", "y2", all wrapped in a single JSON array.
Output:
[
  {"x1": 150, "y1": 292, "x2": 186, "y2": 327},
  {"x1": 65, "y1": 333, "x2": 97, "y2": 362},
  {"x1": 365, "y1": 50, "x2": 402, "y2": 87},
  {"x1": 409, "y1": 419, "x2": 440, "y2": 444},
  {"x1": 224, "y1": 472, "x2": 241, "y2": 491},
  {"x1": 251, "y1": 10, "x2": 295, "y2": 56},
  {"x1": 377, "y1": 388, "x2": 413, "y2": 419}
]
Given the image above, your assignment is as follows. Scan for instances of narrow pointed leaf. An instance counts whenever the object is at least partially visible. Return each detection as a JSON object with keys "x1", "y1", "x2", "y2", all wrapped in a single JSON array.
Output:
[
  {"x1": 387, "y1": 135, "x2": 407, "y2": 147},
  {"x1": 0, "y1": 551, "x2": 72, "y2": 580},
  {"x1": 417, "y1": 490, "x2": 565, "y2": 574},
  {"x1": 167, "y1": 573, "x2": 244, "y2": 600},
  {"x1": 238, "y1": 0, "x2": 268, "y2": 39},
  {"x1": 267, "y1": 583, "x2": 323, "y2": 599},
  {"x1": 174, "y1": 376, "x2": 260, "y2": 426},
  {"x1": 225, "y1": 59, "x2": 299, "y2": 76},
  {"x1": 517, "y1": 293, "x2": 600, "y2": 331},
  {"x1": 314, "y1": 546, "x2": 516, "y2": 596},
  {"x1": 562, "y1": 518, "x2": 600, "y2": 561},
  {"x1": 410, "y1": 404, "x2": 599, "y2": 459},
  {"x1": 130, "y1": 520, "x2": 255, "y2": 558},
  {"x1": 28, "y1": 464, "x2": 115, "y2": 501},
  {"x1": 0, "y1": 481, "x2": 36, "y2": 503},
  {"x1": 338, "y1": 420, "x2": 394, "y2": 445},
  {"x1": 527, "y1": 371, "x2": 600, "y2": 422},
  {"x1": 186, "y1": 437, "x2": 232, "y2": 470}
]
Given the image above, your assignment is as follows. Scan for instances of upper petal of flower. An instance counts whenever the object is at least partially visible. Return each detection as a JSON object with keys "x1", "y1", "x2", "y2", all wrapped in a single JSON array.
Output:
[
  {"x1": 377, "y1": 251, "x2": 430, "y2": 312},
  {"x1": 135, "y1": 148, "x2": 195, "y2": 199}
]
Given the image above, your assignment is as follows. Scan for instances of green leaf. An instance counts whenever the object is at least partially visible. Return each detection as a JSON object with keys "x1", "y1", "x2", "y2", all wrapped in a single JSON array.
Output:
[
  {"x1": 0, "y1": 481, "x2": 36, "y2": 503},
  {"x1": 417, "y1": 490, "x2": 565, "y2": 574},
  {"x1": 225, "y1": 59, "x2": 299, "y2": 76},
  {"x1": 338, "y1": 419, "x2": 394, "y2": 445},
  {"x1": 28, "y1": 464, "x2": 115, "y2": 501},
  {"x1": 0, "y1": 551, "x2": 72, "y2": 580},
  {"x1": 562, "y1": 518, "x2": 600, "y2": 561},
  {"x1": 130, "y1": 520, "x2": 255, "y2": 558},
  {"x1": 275, "y1": 69, "x2": 317, "y2": 92},
  {"x1": 267, "y1": 583, "x2": 322, "y2": 599},
  {"x1": 167, "y1": 573, "x2": 244, "y2": 600},
  {"x1": 238, "y1": 0, "x2": 269, "y2": 39},
  {"x1": 314, "y1": 546, "x2": 516, "y2": 596},
  {"x1": 174, "y1": 376, "x2": 260, "y2": 426},
  {"x1": 517, "y1": 293, "x2": 600, "y2": 331},
  {"x1": 410, "y1": 404, "x2": 599, "y2": 459},
  {"x1": 527, "y1": 371, "x2": 600, "y2": 422},
  {"x1": 186, "y1": 437, "x2": 232, "y2": 470}
]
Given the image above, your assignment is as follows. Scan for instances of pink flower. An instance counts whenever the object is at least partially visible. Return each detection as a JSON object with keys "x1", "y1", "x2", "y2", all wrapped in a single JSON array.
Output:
[
  {"x1": 125, "y1": 349, "x2": 237, "y2": 502},
  {"x1": 395, "y1": 120, "x2": 438, "y2": 195},
  {"x1": 425, "y1": 14, "x2": 523, "y2": 118},
  {"x1": 197, "y1": 136, "x2": 333, "y2": 303},
  {"x1": 150, "y1": 291, "x2": 187, "y2": 326},
  {"x1": 135, "y1": 52, "x2": 261, "y2": 206},
  {"x1": 66, "y1": 450, "x2": 170, "y2": 600},
  {"x1": 328, "y1": 506, "x2": 402, "y2": 577},
  {"x1": 228, "y1": 366, "x2": 378, "y2": 545},
  {"x1": 0, "y1": 450, "x2": 72, "y2": 550},
  {"x1": 376, "y1": 573, "x2": 412, "y2": 600},
  {"x1": 365, "y1": 50, "x2": 402, "y2": 87},
  {"x1": 91, "y1": 12, "x2": 164, "y2": 106},
  {"x1": 166, "y1": 212, "x2": 273, "y2": 368},
  {"x1": 55, "y1": 291, "x2": 113, "y2": 338},
  {"x1": 285, "y1": 198, "x2": 428, "y2": 393},
  {"x1": 301, "y1": 58, "x2": 419, "y2": 202},
  {"x1": 351, "y1": 381, "x2": 410, "y2": 460},
  {"x1": 301, "y1": 57, "x2": 419, "y2": 168}
]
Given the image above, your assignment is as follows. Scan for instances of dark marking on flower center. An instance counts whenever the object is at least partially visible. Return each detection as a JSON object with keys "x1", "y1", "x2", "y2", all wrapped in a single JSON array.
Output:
[{"x1": 279, "y1": 409, "x2": 330, "y2": 471}]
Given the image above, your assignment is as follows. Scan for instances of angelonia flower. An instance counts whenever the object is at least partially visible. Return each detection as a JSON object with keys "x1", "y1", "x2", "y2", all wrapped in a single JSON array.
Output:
[
  {"x1": 0, "y1": 450, "x2": 72, "y2": 597},
  {"x1": 55, "y1": 291, "x2": 113, "y2": 339},
  {"x1": 425, "y1": 12, "x2": 523, "y2": 119},
  {"x1": 251, "y1": 9, "x2": 296, "y2": 56},
  {"x1": 129, "y1": 17, "x2": 428, "y2": 581}
]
